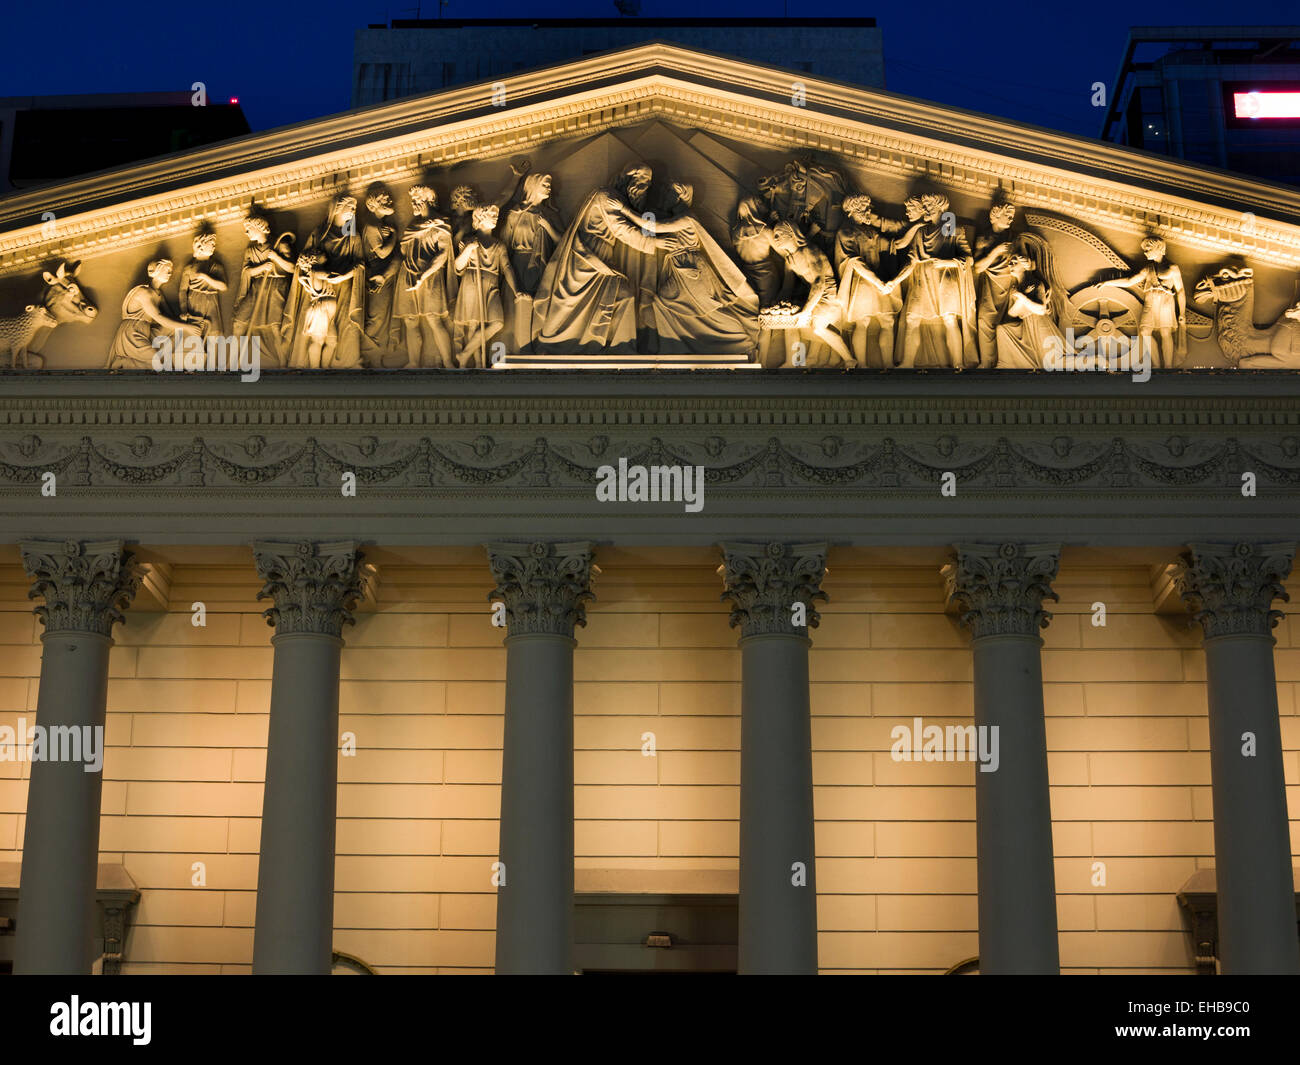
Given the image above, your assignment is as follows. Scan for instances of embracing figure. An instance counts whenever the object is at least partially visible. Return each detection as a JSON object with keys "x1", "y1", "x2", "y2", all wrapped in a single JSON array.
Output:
[
  {"x1": 531, "y1": 163, "x2": 661, "y2": 356},
  {"x1": 613, "y1": 182, "x2": 758, "y2": 356}
]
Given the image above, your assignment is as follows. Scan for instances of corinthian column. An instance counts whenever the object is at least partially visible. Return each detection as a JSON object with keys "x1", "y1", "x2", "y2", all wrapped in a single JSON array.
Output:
[
  {"x1": 720, "y1": 541, "x2": 827, "y2": 975},
  {"x1": 251, "y1": 540, "x2": 368, "y2": 974},
  {"x1": 1173, "y1": 542, "x2": 1300, "y2": 974},
  {"x1": 487, "y1": 541, "x2": 596, "y2": 975},
  {"x1": 944, "y1": 542, "x2": 1062, "y2": 975},
  {"x1": 15, "y1": 539, "x2": 140, "y2": 974}
]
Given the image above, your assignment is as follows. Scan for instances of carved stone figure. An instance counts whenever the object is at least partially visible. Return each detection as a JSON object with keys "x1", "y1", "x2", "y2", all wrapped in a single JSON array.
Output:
[
  {"x1": 614, "y1": 182, "x2": 759, "y2": 355},
  {"x1": 0, "y1": 261, "x2": 98, "y2": 370},
  {"x1": 973, "y1": 203, "x2": 1018, "y2": 368},
  {"x1": 835, "y1": 194, "x2": 905, "y2": 367},
  {"x1": 282, "y1": 195, "x2": 366, "y2": 370},
  {"x1": 1101, "y1": 237, "x2": 1186, "y2": 369},
  {"x1": 758, "y1": 158, "x2": 847, "y2": 247},
  {"x1": 107, "y1": 259, "x2": 200, "y2": 370},
  {"x1": 178, "y1": 230, "x2": 228, "y2": 338},
  {"x1": 449, "y1": 185, "x2": 479, "y2": 254},
  {"x1": 453, "y1": 205, "x2": 518, "y2": 367},
  {"x1": 361, "y1": 184, "x2": 401, "y2": 364},
  {"x1": 731, "y1": 194, "x2": 785, "y2": 308},
  {"x1": 995, "y1": 253, "x2": 1066, "y2": 369},
  {"x1": 232, "y1": 216, "x2": 296, "y2": 365},
  {"x1": 394, "y1": 185, "x2": 455, "y2": 368},
  {"x1": 1195, "y1": 267, "x2": 1300, "y2": 368},
  {"x1": 501, "y1": 172, "x2": 563, "y2": 350},
  {"x1": 531, "y1": 163, "x2": 661, "y2": 356},
  {"x1": 501, "y1": 172, "x2": 562, "y2": 295},
  {"x1": 289, "y1": 253, "x2": 355, "y2": 370},
  {"x1": 891, "y1": 194, "x2": 977, "y2": 369},
  {"x1": 769, "y1": 220, "x2": 855, "y2": 367}
]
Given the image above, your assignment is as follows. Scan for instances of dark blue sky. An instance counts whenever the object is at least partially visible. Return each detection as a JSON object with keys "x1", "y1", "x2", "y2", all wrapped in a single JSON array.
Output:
[{"x1": 4, "y1": 1, "x2": 1299, "y2": 139}]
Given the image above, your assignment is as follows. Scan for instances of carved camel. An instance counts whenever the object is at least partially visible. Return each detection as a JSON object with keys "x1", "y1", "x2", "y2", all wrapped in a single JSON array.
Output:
[{"x1": 1194, "y1": 267, "x2": 1300, "y2": 368}]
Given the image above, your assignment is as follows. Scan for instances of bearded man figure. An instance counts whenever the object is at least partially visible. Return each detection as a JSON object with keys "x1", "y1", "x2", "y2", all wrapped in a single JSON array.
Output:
[{"x1": 531, "y1": 163, "x2": 662, "y2": 356}]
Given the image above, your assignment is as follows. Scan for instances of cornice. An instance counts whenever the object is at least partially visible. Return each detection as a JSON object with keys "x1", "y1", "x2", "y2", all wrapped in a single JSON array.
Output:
[
  {"x1": 1, "y1": 45, "x2": 1299, "y2": 277},
  {"x1": 4, "y1": 388, "x2": 1300, "y2": 426}
]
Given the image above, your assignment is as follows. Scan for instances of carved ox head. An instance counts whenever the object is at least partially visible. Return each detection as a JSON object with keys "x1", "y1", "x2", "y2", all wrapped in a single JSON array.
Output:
[{"x1": 40, "y1": 261, "x2": 98, "y2": 323}]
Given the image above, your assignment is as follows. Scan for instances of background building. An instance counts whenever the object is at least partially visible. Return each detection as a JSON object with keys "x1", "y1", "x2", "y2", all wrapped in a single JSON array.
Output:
[
  {"x1": 1100, "y1": 25, "x2": 1300, "y2": 185},
  {"x1": 352, "y1": 16, "x2": 884, "y2": 107},
  {"x1": 0, "y1": 92, "x2": 249, "y2": 196}
]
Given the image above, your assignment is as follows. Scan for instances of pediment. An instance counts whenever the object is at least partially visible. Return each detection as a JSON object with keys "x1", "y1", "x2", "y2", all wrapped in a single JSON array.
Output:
[{"x1": 2, "y1": 43, "x2": 1300, "y2": 372}]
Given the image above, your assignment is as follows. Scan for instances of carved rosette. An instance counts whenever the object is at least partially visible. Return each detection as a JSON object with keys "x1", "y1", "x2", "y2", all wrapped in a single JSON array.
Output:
[
  {"x1": 1172, "y1": 541, "x2": 1295, "y2": 639},
  {"x1": 253, "y1": 540, "x2": 369, "y2": 638},
  {"x1": 943, "y1": 542, "x2": 1062, "y2": 639},
  {"x1": 20, "y1": 539, "x2": 141, "y2": 638},
  {"x1": 486, "y1": 541, "x2": 597, "y2": 638},
  {"x1": 718, "y1": 541, "x2": 829, "y2": 639}
]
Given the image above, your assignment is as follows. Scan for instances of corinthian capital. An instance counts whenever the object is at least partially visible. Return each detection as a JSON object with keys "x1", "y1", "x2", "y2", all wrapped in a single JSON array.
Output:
[
  {"x1": 718, "y1": 541, "x2": 828, "y2": 639},
  {"x1": 486, "y1": 541, "x2": 597, "y2": 638},
  {"x1": 20, "y1": 539, "x2": 141, "y2": 638},
  {"x1": 1173, "y1": 541, "x2": 1295, "y2": 640},
  {"x1": 253, "y1": 540, "x2": 369, "y2": 638},
  {"x1": 943, "y1": 542, "x2": 1062, "y2": 639}
]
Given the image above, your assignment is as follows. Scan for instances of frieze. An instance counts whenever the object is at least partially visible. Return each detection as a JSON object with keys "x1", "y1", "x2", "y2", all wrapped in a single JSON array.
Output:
[
  {"x1": 0, "y1": 429, "x2": 1298, "y2": 493},
  {"x1": 3, "y1": 145, "x2": 1296, "y2": 376}
]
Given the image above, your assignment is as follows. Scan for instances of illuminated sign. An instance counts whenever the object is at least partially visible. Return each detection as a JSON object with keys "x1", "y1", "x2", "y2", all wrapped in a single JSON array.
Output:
[{"x1": 1232, "y1": 90, "x2": 1300, "y2": 119}]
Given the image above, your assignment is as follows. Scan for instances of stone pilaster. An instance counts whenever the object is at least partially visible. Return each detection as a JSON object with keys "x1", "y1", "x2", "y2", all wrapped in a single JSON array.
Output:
[
  {"x1": 15, "y1": 539, "x2": 140, "y2": 974},
  {"x1": 944, "y1": 541, "x2": 1062, "y2": 974},
  {"x1": 1172, "y1": 542, "x2": 1300, "y2": 974},
  {"x1": 720, "y1": 541, "x2": 827, "y2": 974},
  {"x1": 251, "y1": 540, "x2": 367, "y2": 974},
  {"x1": 487, "y1": 541, "x2": 596, "y2": 974}
]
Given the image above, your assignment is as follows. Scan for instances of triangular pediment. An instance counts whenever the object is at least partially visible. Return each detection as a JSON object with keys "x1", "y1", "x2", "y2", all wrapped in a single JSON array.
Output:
[{"x1": 2, "y1": 43, "x2": 1300, "y2": 371}]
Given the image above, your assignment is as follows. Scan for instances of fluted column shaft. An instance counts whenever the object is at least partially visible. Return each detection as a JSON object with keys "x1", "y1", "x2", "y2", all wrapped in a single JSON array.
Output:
[
  {"x1": 721, "y1": 541, "x2": 827, "y2": 975},
  {"x1": 251, "y1": 540, "x2": 367, "y2": 975},
  {"x1": 1175, "y1": 542, "x2": 1300, "y2": 974},
  {"x1": 487, "y1": 541, "x2": 596, "y2": 975},
  {"x1": 945, "y1": 542, "x2": 1062, "y2": 975},
  {"x1": 15, "y1": 539, "x2": 140, "y2": 974}
]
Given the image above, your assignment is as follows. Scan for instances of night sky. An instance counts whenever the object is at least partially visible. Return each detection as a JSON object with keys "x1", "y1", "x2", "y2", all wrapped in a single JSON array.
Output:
[{"x1": 3, "y1": 1, "x2": 1299, "y2": 138}]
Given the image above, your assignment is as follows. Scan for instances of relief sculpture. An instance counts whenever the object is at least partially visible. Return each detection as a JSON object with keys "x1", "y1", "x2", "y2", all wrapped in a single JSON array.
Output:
[
  {"x1": 282, "y1": 194, "x2": 367, "y2": 370},
  {"x1": 2, "y1": 147, "x2": 1295, "y2": 374},
  {"x1": 0, "y1": 261, "x2": 97, "y2": 369}
]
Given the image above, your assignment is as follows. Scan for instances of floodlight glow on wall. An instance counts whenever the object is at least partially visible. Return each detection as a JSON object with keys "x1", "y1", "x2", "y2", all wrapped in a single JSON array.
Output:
[{"x1": 1233, "y1": 91, "x2": 1300, "y2": 119}]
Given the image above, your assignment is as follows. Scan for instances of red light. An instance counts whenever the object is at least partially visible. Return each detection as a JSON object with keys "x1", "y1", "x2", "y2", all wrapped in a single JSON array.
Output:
[
  {"x1": 1233, "y1": 91, "x2": 1300, "y2": 119},
  {"x1": 229, "y1": 97, "x2": 239, "y2": 105}
]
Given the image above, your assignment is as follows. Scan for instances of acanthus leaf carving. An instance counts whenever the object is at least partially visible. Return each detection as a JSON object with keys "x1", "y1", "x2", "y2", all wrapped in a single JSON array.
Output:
[
  {"x1": 252, "y1": 539, "x2": 369, "y2": 638},
  {"x1": 719, "y1": 541, "x2": 828, "y2": 639},
  {"x1": 20, "y1": 538, "x2": 141, "y2": 637},
  {"x1": 1172, "y1": 541, "x2": 1295, "y2": 639},
  {"x1": 943, "y1": 541, "x2": 1062, "y2": 639},
  {"x1": 485, "y1": 540, "x2": 597, "y2": 638}
]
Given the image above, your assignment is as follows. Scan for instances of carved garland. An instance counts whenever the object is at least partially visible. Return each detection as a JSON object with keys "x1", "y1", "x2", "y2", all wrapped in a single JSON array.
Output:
[{"x1": 0, "y1": 432, "x2": 1298, "y2": 492}]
